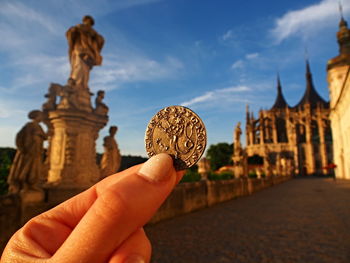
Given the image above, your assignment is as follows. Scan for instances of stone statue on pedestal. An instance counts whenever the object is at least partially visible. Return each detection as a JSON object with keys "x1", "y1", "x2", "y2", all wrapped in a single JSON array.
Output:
[
  {"x1": 42, "y1": 84, "x2": 60, "y2": 111},
  {"x1": 57, "y1": 78, "x2": 79, "y2": 110},
  {"x1": 234, "y1": 122, "x2": 242, "y2": 154},
  {"x1": 66, "y1": 15, "x2": 104, "y2": 90},
  {"x1": 95, "y1": 90, "x2": 109, "y2": 115},
  {"x1": 42, "y1": 15, "x2": 108, "y2": 193},
  {"x1": 101, "y1": 126, "x2": 121, "y2": 178},
  {"x1": 7, "y1": 110, "x2": 47, "y2": 193},
  {"x1": 198, "y1": 157, "x2": 210, "y2": 180}
]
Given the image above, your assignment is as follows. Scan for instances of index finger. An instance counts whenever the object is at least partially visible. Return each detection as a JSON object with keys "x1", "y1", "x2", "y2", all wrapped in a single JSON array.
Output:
[{"x1": 52, "y1": 153, "x2": 182, "y2": 262}]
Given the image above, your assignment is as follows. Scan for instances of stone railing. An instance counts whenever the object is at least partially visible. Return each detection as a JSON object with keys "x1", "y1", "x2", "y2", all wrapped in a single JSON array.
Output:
[{"x1": 150, "y1": 175, "x2": 291, "y2": 224}]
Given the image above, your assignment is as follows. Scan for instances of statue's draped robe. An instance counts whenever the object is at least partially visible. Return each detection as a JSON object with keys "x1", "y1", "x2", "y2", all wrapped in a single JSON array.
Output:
[
  {"x1": 101, "y1": 136, "x2": 121, "y2": 178},
  {"x1": 8, "y1": 122, "x2": 46, "y2": 191},
  {"x1": 66, "y1": 24, "x2": 104, "y2": 89}
]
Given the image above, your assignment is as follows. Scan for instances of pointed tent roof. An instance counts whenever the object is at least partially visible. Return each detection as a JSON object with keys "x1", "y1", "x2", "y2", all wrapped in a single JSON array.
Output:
[
  {"x1": 294, "y1": 60, "x2": 328, "y2": 109},
  {"x1": 270, "y1": 74, "x2": 289, "y2": 110}
]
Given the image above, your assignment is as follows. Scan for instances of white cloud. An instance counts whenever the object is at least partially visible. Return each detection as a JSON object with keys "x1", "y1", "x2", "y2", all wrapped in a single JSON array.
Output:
[
  {"x1": 246, "y1": 53, "x2": 259, "y2": 60},
  {"x1": 181, "y1": 85, "x2": 251, "y2": 107},
  {"x1": 231, "y1": 60, "x2": 244, "y2": 69},
  {"x1": 0, "y1": 2, "x2": 63, "y2": 35},
  {"x1": 90, "y1": 54, "x2": 183, "y2": 91},
  {"x1": 181, "y1": 92, "x2": 214, "y2": 107},
  {"x1": 222, "y1": 29, "x2": 234, "y2": 41},
  {"x1": 0, "y1": 98, "x2": 28, "y2": 119},
  {"x1": 0, "y1": 0, "x2": 182, "y2": 93},
  {"x1": 271, "y1": 0, "x2": 350, "y2": 43},
  {"x1": 0, "y1": 126, "x2": 17, "y2": 147},
  {"x1": 11, "y1": 55, "x2": 69, "y2": 88},
  {"x1": 108, "y1": 0, "x2": 163, "y2": 11},
  {"x1": 220, "y1": 86, "x2": 251, "y2": 93}
]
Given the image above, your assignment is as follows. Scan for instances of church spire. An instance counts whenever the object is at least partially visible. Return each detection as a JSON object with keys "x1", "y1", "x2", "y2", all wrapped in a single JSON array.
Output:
[
  {"x1": 295, "y1": 60, "x2": 327, "y2": 109},
  {"x1": 328, "y1": 4, "x2": 350, "y2": 69},
  {"x1": 337, "y1": 3, "x2": 350, "y2": 55},
  {"x1": 271, "y1": 74, "x2": 289, "y2": 110}
]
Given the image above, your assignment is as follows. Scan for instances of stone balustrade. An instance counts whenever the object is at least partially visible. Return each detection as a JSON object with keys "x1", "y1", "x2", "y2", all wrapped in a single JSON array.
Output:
[
  {"x1": 150, "y1": 176, "x2": 291, "y2": 224},
  {"x1": 0, "y1": 175, "x2": 291, "y2": 252}
]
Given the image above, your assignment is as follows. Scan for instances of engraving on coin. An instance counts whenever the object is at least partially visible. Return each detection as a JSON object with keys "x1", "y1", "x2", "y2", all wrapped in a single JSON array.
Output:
[{"x1": 145, "y1": 106, "x2": 207, "y2": 170}]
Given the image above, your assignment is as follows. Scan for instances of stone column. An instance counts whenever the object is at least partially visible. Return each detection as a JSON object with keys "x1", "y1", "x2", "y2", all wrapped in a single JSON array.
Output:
[
  {"x1": 272, "y1": 116, "x2": 278, "y2": 143},
  {"x1": 317, "y1": 113, "x2": 328, "y2": 175},
  {"x1": 263, "y1": 150, "x2": 271, "y2": 177},
  {"x1": 259, "y1": 116, "x2": 264, "y2": 145},
  {"x1": 304, "y1": 116, "x2": 315, "y2": 175}
]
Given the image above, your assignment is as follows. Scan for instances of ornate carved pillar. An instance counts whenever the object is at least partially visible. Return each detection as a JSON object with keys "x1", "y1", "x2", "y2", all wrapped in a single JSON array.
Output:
[{"x1": 46, "y1": 109, "x2": 107, "y2": 188}]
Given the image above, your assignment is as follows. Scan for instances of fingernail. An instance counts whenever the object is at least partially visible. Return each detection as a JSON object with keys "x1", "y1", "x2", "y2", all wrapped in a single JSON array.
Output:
[
  {"x1": 138, "y1": 153, "x2": 173, "y2": 182},
  {"x1": 124, "y1": 254, "x2": 145, "y2": 263}
]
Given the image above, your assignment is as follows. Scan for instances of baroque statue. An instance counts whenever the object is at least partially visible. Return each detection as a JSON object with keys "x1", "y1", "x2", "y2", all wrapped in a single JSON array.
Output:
[
  {"x1": 66, "y1": 15, "x2": 104, "y2": 90},
  {"x1": 57, "y1": 78, "x2": 79, "y2": 110},
  {"x1": 100, "y1": 126, "x2": 121, "y2": 178},
  {"x1": 7, "y1": 110, "x2": 47, "y2": 193},
  {"x1": 95, "y1": 90, "x2": 109, "y2": 115},
  {"x1": 234, "y1": 122, "x2": 242, "y2": 153}
]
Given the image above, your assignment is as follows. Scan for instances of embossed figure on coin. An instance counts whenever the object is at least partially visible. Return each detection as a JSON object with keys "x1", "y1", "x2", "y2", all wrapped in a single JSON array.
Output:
[
  {"x1": 145, "y1": 106, "x2": 206, "y2": 170},
  {"x1": 156, "y1": 113, "x2": 194, "y2": 158}
]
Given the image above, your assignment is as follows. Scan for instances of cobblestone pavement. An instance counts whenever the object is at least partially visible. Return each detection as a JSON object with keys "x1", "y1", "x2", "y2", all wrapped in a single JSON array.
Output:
[{"x1": 145, "y1": 178, "x2": 350, "y2": 263}]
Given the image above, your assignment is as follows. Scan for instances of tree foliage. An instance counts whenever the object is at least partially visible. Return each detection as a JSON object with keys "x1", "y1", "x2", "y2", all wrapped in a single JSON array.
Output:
[
  {"x1": 0, "y1": 147, "x2": 16, "y2": 195},
  {"x1": 206, "y1": 142, "x2": 233, "y2": 171}
]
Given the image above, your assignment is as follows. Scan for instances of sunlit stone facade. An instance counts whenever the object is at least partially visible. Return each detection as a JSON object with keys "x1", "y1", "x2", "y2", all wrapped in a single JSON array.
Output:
[
  {"x1": 245, "y1": 63, "x2": 332, "y2": 176},
  {"x1": 327, "y1": 16, "x2": 350, "y2": 179}
]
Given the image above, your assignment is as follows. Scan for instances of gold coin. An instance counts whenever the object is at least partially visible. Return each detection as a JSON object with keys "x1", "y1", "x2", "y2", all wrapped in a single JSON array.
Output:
[{"x1": 145, "y1": 106, "x2": 207, "y2": 170}]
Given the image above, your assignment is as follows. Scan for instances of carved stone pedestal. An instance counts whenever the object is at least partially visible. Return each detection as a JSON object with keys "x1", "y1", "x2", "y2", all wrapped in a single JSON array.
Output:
[
  {"x1": 20, "y1": 189, "x2": 46, "y2": 224},
  {"x1": 232, "y1": 154, "x2": 245, "y2": 178},
  {"x1": 20, "y1": 189, "x2": 45, "y2": 204},
  {"x1": 198, "y1": 157, "x2": 210, "y2": 181},
  {"x1": 44, "y1": 186, "x2": 89, "y2": 205},
  {"x1": 46, "y1": 109, "x2": 108, "y2": 188}
]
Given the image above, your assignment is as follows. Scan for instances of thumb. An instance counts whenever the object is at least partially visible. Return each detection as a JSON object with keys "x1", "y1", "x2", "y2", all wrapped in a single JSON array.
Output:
[{"x1": 53, "y1": 153, "x2": 179, "y2": 263}]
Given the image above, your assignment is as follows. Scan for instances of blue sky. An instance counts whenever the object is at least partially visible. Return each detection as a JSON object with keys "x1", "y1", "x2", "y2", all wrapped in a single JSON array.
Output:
[{"x1": 0, "y1": 0, "x2": 348, "y2": 156}]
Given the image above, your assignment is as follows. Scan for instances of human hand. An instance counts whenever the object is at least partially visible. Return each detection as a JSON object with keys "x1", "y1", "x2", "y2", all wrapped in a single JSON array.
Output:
[{"x1": 1, "y1": 153, "x2": 184, "y2": 263}]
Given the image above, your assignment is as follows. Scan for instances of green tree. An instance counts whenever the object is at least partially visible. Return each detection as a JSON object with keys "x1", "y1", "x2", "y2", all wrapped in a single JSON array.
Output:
[
  {"x1": 0, "y1": 147, "x2": 16, "y2": 195},
  {"x1": 206, "y1": 142, "x2": 233, "y2": 171}
]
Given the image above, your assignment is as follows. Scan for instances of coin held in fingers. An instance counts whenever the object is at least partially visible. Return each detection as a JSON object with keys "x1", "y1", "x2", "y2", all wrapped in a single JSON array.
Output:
[{"x1": 145, "y1": 106, "x2": 207, "y2": 170}]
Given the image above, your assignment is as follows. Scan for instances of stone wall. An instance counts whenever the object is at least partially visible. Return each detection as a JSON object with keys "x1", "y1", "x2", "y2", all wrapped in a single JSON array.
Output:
[{"x1": 149, "y1": 176, "x2": 291, "y2": 224}]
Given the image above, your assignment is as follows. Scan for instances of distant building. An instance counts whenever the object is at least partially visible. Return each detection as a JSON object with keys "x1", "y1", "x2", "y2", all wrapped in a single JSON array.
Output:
[
  {"x1": 327, "y1": 15, "x2": 350, "y2": 179},
  {"x1": 244, "y1": 62, "x2": 332, "y2": 176}
]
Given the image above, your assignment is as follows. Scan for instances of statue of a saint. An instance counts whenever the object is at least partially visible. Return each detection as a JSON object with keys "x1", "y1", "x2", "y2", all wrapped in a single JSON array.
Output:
[
  {"x1": 198, "y1": 157, "x2": 210, "y2": 180},
  {"x1": 234, "y1": 122, "x2": 242, "y2": 153},
  {"x1": 100, "y1": 126, "x2": 121, "y2": 178},
  {"x1": 94, "y1": 90, "x2": 109, "y2": 115},
  {"x1": 66, "y1": 15, "x2": 104, "y2": 90},
  {"x1": 42, "y1": 83, "x2": 60, "y2": 111},
  {"x1": 7, "y1": 110, "x2": 47, "y2": 193},
  {"x1": 57, "y1": 78, "x2": 79, "y2": 110}
]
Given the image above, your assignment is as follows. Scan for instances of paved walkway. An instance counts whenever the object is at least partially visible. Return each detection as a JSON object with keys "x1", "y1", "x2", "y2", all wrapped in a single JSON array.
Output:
[{"x1": 145, "y1": 178, "x2": 350, "y2": 263}]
